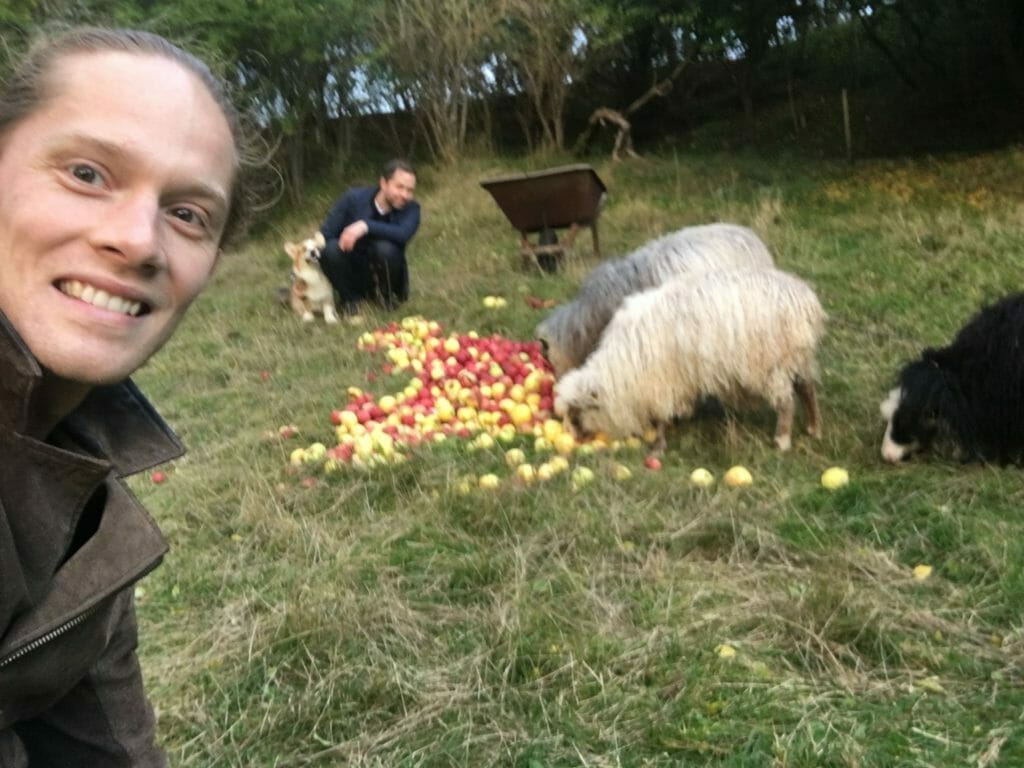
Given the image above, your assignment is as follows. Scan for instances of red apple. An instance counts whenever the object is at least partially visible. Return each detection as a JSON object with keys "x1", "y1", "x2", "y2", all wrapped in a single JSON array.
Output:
[
  {"x1": 644, "y1": 456, "x2": 662, "y2": 470},
  {"x1": 151, "y1": 470, "x2": 168, "y2": 484}
]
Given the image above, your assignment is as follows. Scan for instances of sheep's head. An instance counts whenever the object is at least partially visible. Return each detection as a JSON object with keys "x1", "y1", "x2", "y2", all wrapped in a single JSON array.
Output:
[
  {"x1": 539, "y1": 337, "x2": 575, "y2": 379},
  {"x1": 554, "y1": 371, "x2": 605, "y2": 439},
  {"x1": 536, "y1": 312, "x2": 577, "y2": 378}
]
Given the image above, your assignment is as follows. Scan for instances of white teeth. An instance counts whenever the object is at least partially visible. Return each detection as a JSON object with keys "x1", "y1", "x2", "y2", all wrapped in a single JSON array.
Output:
[{"x1": 59, "y1": 280, "x2": 143, "y2": 317}]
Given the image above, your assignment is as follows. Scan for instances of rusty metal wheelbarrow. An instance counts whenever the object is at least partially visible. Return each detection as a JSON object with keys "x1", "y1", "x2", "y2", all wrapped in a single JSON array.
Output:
[{"x1": 480, "y1": 164, "x2": 607, "y2": 273}]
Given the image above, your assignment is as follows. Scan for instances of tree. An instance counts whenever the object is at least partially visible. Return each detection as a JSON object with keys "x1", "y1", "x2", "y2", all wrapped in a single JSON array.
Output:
[
  {"x1": 141, "y1": 0, "x2": 369, "y2": 201},
  {"x1": 497, "y1": 0, "x2": 623, "y2": 152},
  {"x1": 368, "y1": 0, "x2": 499, "y2": 164},
  {"x1": 572, "y1": 2, "x2": 704, "y2": 159},
  {"x1": 696, "y1": 0, "x2": 804, "y2": 124}
]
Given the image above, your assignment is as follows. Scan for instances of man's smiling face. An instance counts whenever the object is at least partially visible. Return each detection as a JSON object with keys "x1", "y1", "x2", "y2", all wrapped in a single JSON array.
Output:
[{"x1": 0, "y1": 50, "x2": 235, "y2": 387}]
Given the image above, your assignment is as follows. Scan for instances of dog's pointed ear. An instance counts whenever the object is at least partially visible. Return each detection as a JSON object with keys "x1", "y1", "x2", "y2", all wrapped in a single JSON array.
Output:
[
  {"x1": 314, "y1": 231, "x2": 326, "y2": 250},
  {"x1": 284, "y1": 242, "x2": 298, "y2": 257}
]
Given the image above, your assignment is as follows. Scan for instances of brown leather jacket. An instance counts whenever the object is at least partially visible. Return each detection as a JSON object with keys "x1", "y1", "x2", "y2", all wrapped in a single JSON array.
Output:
[{"x1": 0, "y1": 313, "x2": 180, "y2": 766}]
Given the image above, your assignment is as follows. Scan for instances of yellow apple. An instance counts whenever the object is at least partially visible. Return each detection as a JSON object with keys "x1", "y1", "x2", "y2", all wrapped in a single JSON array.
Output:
[
  {"x1": 549, "y1": 456, "x2": 570, "y2": 473},
  {"x1": 435, "y1": 398, "x2": 455, "y2": 422},
  {"x1": 820, "y1": 466, "x2": 850, "y2": 490},
  {"x1": 515, "y1": 463, "x2": 537, "y2": 484},
  {"x1": 689, "y1": 468, "x2": 715, "y2": 488},
  {"x1": 510, "y1": 402, "x2": 533, "y2": 426},
  {"x1": 304, "y1": 442, "x2": 327, "y2": 463},
  {"x1": 612, "y1": 463, "x2": 633, "y2": 480},
  {"x1": 912, "y1": 564, "x2": 933, "y2": 581},
  {"x1": 505, "y1": 448, "x2": 527, "y2": 467},
  {"x1": 724, "y1": 465, "x2": 753, "y2": 487},
  {"x1": 716, "y1": 643, "x2": 737, "y2": 659},
  {"x1": 571, "y1": 466, "x2": 595, "y2": 489},
  {"x1": 542, "y1": 419, "x2": 563, "y2": 442},
  {"x1": 553, "y1": 432, "x2": 576, "y2": 455}
]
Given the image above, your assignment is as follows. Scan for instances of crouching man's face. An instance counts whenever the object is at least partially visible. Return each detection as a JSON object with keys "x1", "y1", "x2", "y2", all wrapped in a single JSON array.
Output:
[
  {"x1": 0, "y1": 51, "x2": 235, "y2": 387},
  {"x1": 380, "y1": 169, "x2": 416, "y2": 211}
]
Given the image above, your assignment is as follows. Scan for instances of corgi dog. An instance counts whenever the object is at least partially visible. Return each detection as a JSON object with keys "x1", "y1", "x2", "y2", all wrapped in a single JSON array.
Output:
[{"x1": 285, "y1": 231, "x2": 338, "y2": 324}]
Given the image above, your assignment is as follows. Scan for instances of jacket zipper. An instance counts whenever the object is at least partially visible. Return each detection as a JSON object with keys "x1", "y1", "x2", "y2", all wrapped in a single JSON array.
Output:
[{"x1": 0, "y1": 606, "x2": 98, "y2": 670}]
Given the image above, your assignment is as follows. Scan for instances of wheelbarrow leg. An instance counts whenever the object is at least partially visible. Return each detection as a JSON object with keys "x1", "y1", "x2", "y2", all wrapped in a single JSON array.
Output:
[{"x1": 537, "y1": 227, "x2": 560, "y2": 273}]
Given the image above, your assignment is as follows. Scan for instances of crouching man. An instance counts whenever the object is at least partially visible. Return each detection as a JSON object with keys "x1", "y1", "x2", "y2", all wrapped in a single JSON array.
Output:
[{"x1": 318, "y1": 159, "x2": 420, "y2": 321}]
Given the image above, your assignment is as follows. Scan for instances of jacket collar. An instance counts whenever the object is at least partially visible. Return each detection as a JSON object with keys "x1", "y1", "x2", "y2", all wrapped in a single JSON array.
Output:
[{"x1": 0, "y1": 311, "x2": 184, "y2": 476}]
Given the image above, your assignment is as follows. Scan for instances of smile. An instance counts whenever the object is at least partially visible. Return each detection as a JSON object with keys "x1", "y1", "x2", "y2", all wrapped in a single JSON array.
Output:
[{"x1": 58, "y1": 280, "x2": 146, "y2": 317}]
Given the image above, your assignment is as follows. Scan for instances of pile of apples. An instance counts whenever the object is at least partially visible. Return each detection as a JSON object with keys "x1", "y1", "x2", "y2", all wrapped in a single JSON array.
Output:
[
  {"x1": 278, "y1": 314, "x2": 848, "y2": 494},
  {"x1": 278, "y1": 315, "x2": 856, "y2": 494},
  {"x1": 286, "y1": 315, "x2": 622, "y2": 475}
]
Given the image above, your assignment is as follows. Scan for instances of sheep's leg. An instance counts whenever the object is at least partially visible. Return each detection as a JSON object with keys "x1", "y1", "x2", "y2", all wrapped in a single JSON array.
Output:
[
  {"x1": 649, "y1": 422, "x2": 668, "y2": 454},
  {"x1": 795, "y1": 377, "x2": 822, "y2": 438},
  {"x1": 773, "y1": 393, "x2": 795, "y2": 451}
]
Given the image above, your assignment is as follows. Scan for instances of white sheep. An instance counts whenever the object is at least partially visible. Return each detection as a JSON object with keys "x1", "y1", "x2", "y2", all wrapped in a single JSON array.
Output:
[
  {"x1": 553, "y1": 268, "x2": 825, "y2": 451},
  {"x1": 537, "y1": 223, "x2": 774, "y2": 377}
]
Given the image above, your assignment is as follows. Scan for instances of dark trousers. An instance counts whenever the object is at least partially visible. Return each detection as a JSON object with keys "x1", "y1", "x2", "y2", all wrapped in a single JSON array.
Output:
[{"x1": 320, "y1": 238, "x2": 409, "y2": 307}]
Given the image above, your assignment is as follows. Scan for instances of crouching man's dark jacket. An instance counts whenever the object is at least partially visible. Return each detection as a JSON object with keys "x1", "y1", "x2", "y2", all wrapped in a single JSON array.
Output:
[{"x1": 0, "y1": 312, "x2": 177, "y2": 766}]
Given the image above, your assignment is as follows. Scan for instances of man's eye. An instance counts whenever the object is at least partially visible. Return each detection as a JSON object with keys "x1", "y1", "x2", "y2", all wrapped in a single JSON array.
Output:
[
  {"x1": 69, "y1": 163, "x2": 102, "y2": 185},
  {"x1": 172, "y1": 207, "x2": 205, "y2": 228}
]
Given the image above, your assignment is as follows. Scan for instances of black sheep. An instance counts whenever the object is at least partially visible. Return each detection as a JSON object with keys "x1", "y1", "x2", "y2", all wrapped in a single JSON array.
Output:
[{"x1": 880, "y1": 292, "x2": 1024, "y2": 464}]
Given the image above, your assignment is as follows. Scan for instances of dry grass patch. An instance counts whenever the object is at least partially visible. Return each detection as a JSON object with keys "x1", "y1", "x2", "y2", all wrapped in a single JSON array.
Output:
[{"x1": 132, "y1": 149, "x2": 1024, "y2": 767}]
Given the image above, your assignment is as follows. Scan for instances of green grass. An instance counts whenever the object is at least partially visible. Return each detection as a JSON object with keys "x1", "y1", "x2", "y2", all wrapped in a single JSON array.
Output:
[{"x1": 131, "y1": 148, "x2": 1024, "y2": 766}]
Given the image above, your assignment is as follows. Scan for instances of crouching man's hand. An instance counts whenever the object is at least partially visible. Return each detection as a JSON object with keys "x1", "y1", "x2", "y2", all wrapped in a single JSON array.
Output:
[{"x1": 340, "y1": 220, "x2": 369, "y2": 251}]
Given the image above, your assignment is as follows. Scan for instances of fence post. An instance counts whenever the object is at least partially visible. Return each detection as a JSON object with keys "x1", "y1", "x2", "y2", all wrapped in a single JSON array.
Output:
[{"x1": 842, "y1": 88, "x2": 853, "y2": 164}]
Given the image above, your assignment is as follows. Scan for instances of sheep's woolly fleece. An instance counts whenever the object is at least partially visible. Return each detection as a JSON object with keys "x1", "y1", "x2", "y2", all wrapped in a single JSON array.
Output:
[
  {"x1": 554, "y1": 267, "x2": 825, "y2": 448},
  {"x1": 537, "y1": 222, "x2": 774, "y2": 377}
]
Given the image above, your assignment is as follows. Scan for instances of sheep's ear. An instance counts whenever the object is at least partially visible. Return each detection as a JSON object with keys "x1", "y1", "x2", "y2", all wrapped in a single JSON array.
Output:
[{"x1": 314, "y1": 231, "x2": 326, "y2": 250}]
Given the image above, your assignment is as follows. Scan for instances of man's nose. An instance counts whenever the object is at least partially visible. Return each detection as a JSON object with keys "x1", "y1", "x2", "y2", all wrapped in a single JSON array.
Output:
[{"x1": 92, "y1": 193, "x2": 163, "y2": 268}]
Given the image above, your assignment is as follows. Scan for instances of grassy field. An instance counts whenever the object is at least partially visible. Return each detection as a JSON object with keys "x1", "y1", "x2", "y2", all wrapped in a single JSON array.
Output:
[{"x1": 130, "y1": 147, "x2": 1024, "y2": 766}]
